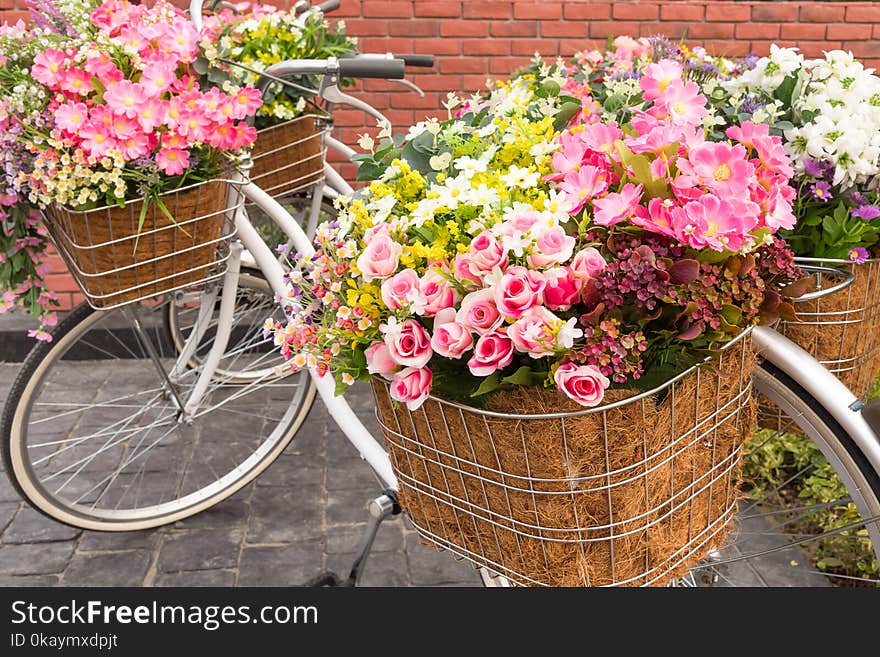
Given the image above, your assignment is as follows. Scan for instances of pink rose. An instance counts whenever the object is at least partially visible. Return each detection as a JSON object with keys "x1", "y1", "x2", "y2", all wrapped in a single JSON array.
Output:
[
  {"x1": 383, "y1": 318, "x2": 433, "y2": 368},
  {"x1": 381, "y1": 269, "x2": 422, "y2": 311},
  {"x1": 467, "y1": 330, "x2": 515, "y2": 377},
  {"x1": 419, "y1": 270, "x2": 459, "y2": 317},
  {"x1": 543, "y1": 267, "x2": 581, "y2": 310},
  {"x1": 527, "y1": 224, "x2": 576, "y2": 268},
  {"x1": 356, "y1": 232, "x2": 401, "y2": 282},
  {"x1": 468, "y1": 231, "x2": 508, "y2": 275},
  {"x1": 453, "y1": 253, "x2": 479, "y2": 286},
  {"x1": 508, "y1": 307, "x2": 559, "y2": 358},
  {"x1": 365, "y1": 342, "x2": 397, "y2": 377},
  {"x1": 456, "y1": 288, "x2": 503, "y2": 335},
  {"x1": 494, "y1": 266, "x2": 546, "y2": 319},
  {"x1": 431, "y1": 308, "x2": 474, "y2": 359},
  {"x1": 570, "y1": 247, "x2": 607, "y2": 281},
  {"x1": 554, "y1": 362, "x2": 610, "y2": 407},
  {"x1": 389, "y1": 366, "x2": 432, "y2": 410}
]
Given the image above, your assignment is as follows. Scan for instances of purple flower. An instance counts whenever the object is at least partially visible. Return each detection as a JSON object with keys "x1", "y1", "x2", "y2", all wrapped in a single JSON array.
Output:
[
  {"x1": 803, "y1": 159, "x2": 824, "y2": 177},
  {"x1": 850, "y1": 191, "x2": 869, "y2": 206},
  {"x1": 810, "y1": 181, "x2": 833, "y2": 201},
  {"x1": 849, "y1": 247, "x2": 870, "y2": 264},
  {"x1": 852, "y1": 204, "x2": 880, "y2": 220}
]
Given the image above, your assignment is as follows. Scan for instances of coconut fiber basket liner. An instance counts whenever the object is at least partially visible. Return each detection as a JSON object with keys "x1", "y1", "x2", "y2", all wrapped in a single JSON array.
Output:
[
  {"x1": 373, "y1": 330, "x2": 756, "y2": 587},
  {"x1": 43, "y1": 179, "x2": 239, "y2": 310},
  {"x1": 249, "y1": 114, "x2": 329, "y2": 198}
]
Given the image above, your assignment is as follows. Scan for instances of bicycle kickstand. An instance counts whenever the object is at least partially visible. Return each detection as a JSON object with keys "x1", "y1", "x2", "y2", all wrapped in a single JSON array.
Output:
[{"x1": 307, "y1": 491, "x2": 401, "y2": 587}]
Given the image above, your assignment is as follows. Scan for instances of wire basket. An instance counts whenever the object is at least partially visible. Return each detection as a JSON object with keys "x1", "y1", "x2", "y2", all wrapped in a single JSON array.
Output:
[
  {"x1": 249, "y1": 114, "x2": 329, "y2": 198},
  {"x1": 373, "y1": 329, "x2": 756, "y2": 587},
  {"x1": 43, "y1": 179, "x2": 240, "y2": 310}
]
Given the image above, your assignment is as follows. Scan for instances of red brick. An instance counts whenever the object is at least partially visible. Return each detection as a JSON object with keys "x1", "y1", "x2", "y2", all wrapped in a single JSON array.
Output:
[
  {"x1": 389, "y1": 91, "x2": 440, "y2": 109},
  {"x1": 389, "y1": 19, "x2": 437, "y2": 37},
  {"x1": 800, "y1": 5, "x2": 846, "y2": 22},
  {"x1": 490, "y1": 56, "x2": 533, "y2": 74},
  {"x1": 439, "y1": 57, "x2": 489, "y2": 74},
  {"x1": 414, "y1": 1, "x2": 461, "y2": 18},
  {"x1": 660, "y1": 4, "x2": 703, "y2": 21},
  {"x1": 343, "y1": 19, "x2": 390, "y2": 36},
  {"x1": 463, "y1": 39, "x2": 511, "y2": 56},
  {"x1": 846, "y1": 5, "x2": 880, "y2": 22},
  {"x1": 560, "y1": 39, "x2": 604, "y2": 57},
  {"x1": 641, "y1": 21, "x2": 688, "y2": 40},
  {"x1": 845, "y1": 40, "x2": 880, "y2": 58},
  {"x1": 612, "y1": 2, "x2": 658, "y2": 20},
  {"x1": 511, "y1": 38, "x2": 558, "y2": 57},
  {"x1": 490, "y1": 20, "x2": 537, "y2": 38},
  {"x1": 440, "y1": 20, "x2": 488, "y2": 37},
  {"x1": 687, "y1": 22, "x2": 735, "y2": 39},
  {"x1": 462, "y1": 1, "x2": 511, "y2": 20},
  {"x1": 828, "y1": 24, "x2": 873, "y2": 40},
  {"x1": 412, "y1": 74, "x2": 460, "y2": 91},
  {"x1": 514, "y1": 2, "x2": 561, "y2": 20},
  {"x1": 737, "y1": 23, "x2": 781, "y2": 40},
  {"x1": 462, "y1": 74, "x2": 492, "y2": 92},
  {"x1": 361, "y1": 1, "x2": 412, "y2": 18},
  {"x1": 706, "y1": 2, "x2": 750, "y2": 22},
  {"x1": 336, "y1": 1, "x2": 363, "y2": 17},
  {"x1": 413, "y1": 37, "x2": 461, "y2": 56},
  {"x1": 704, "y1": 40, "x2": 751, "y2": 58},
  {"x1": 360, "y1": 36, "x2": 414, "y2": 53},
  {"x1": 563, "y1": 2, "x2": 611, "y2": 20},
  {"x1": 0, "y1": 0, "x2": 17, "y2": 9},
  {"x1": 783, "y1": 23, "x2": 827, "y2": 41},
  {"x1": 751, "y1": 4, "x2": 797, "y2": 22},
  {"x1": 0, "y1": 9, "x2": 27, "y2": 23},
  {"x1": 334, "y1": 109, "x2": 370, "y2": 127},
  {"x1": 541, "y1": 21, "x2": 588, "y2": 39},
  {"x1": 362, "y1": 79, "x2": 408, "y2": 92},
  {"x1": 876, "y1": 24, "x2": 880, "y2": 40},
  {"x1": 589, "y1": 21, "x2": 640, "y2": 39}
]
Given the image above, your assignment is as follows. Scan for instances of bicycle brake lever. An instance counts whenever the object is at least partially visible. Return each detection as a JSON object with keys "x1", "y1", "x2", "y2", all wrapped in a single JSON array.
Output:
[
  {"x1": 391, "y1": 78, "x2": 424, "y2": 97},
  {"x1": 319, "y1": 76, "x2": 389, "y2": 125}
]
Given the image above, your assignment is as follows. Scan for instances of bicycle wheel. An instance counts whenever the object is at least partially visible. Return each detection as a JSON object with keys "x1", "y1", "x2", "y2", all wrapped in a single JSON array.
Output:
[
  {"x1": 480, "y1": 362, "x2": 880, "y2": 587},
  {"x1": 1, "y1": 294, "x2": 315, "y2": 531}
]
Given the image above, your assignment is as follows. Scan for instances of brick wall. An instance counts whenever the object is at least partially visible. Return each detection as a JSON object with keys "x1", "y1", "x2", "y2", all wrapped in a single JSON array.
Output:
[{"x1": 2, "y1": 0, "x2": 879, "y2": 309}]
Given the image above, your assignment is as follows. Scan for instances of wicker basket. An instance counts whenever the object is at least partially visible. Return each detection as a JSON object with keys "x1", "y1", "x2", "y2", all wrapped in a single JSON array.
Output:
[
  {"x1": 43, "y1": 179, "x2": 239, "y2": 309},
  {"x1": 373, "y1": 330, "x2": 756, "y2": 587},
  {"x1": 250, "y1": 114, "x2": 328, "y2": 198}
]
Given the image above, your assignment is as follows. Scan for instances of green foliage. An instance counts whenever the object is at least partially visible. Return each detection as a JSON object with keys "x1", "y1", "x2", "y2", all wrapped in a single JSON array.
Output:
[{"x1": 781, "y1": 200, "x2": 880, "y2": 259}]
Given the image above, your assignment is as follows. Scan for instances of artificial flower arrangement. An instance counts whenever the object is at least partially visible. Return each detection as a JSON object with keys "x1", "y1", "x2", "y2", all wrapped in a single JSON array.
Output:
[
  {"x1": 0, "y1": 0, "x2": 262, "y2": 333},
  {"x1": 269, "y1": 59, "x2": 804, "y2": 410},
  {"x1": 199, "y1": 2, "x2": 357, "y2": 128}
]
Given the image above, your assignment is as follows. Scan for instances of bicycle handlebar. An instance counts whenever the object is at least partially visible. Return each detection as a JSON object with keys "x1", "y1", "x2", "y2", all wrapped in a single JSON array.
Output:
[
  {"x1": 314, "y1": 0, "x2": 341, "y2": 13},
  {"x1": 338, "y1": 56, "x2": 406, "y2": 79},
  {"x1": 392, "y1": 54, "x2": 435, "y2": 68}
]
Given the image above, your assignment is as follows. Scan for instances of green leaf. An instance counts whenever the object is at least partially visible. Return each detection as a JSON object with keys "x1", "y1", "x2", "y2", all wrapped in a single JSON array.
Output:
[
  {"x1": 470, "y1": 372, "x2": 501, "y2": 398},
  {"x1": 500, "y1": 366, "x2": 548, "y2": 387},
  {"x1": 614, "y1": 140, "x2": 670, "y2": 199}
]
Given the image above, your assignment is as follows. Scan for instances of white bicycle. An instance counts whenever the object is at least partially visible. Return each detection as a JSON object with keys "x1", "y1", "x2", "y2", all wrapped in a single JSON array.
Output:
[{"x1": 2, "y1": 1, "x2": 880, "y2": 587}]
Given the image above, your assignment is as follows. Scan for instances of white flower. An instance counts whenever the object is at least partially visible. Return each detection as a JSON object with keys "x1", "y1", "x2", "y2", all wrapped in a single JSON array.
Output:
[
  {"x1": 453, "y1": 155, "x2": 487, "y2": 178},
  {"x1": 435, "y1": 175, "x2": 472, "y2": 210},
  {"x1": 468, "y1": 183, "x2": 500, "y2": 209},
  {"x1": 557, "y1": 318, "x2": 583, "y2": 350},
  {"x1": 357, "y1": 133, "x2": 374, "y2": 153},
  {"x1": 368, "y1": 195, "x2": 397, "y2": 224},
  {"x1": 500, "y1": 165, "x2": 540, "y2": 189}
]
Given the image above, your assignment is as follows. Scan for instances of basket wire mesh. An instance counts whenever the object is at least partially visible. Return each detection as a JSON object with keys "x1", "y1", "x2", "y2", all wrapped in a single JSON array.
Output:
[
  {"x1": 249, "y1": 114, "x2": 331, "y2": 199},
  {"x1": 373, "y1": 329, "x2": 755, "y2": 587}
]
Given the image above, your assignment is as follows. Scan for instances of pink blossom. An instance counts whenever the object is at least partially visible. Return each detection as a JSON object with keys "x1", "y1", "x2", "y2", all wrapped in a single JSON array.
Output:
[
  {"x1": 578, "y1": 121, "x2": 623, "y2": 154},
  {"x1": 527, "y1": 224, "x2": 576, "y2": 268},
  {"x1": 593, "y1": 183, "x2": 644, "y2": 226},
  {"x1": 431, "y1": 308, "x2": 474, "y2": 359},
  {"x1": 452, "y1": 253, "x2": 479, "y2": 286},
  {"x1": 54, "y1": 102, "x2": 89, "y2": 134},
  {"x1": 198, "y1": 88, "x2": 235, "y2": 123},
  {"x1": 570, "y1": 247, "x2": 607, "y2": 281},
  {"x1": 672, "y1": 195, "x2": 757, "y2": 252},
  {"x1": 653, "y1": 79, "x2": 707, "y2": 127},
  {"x1": 640, "y1": 59, "x2": 684, "y2": 101},
  {"x1": 468, "y1": 231, "x2": 508, "y2": 276},
  {"x1": 176, "y1": 111, "x2": 212, "y2": 142},
  {"x1": 135, "y1": 99, "x2": 166, "y2": 132},
  {"x1": 118, "y1": 132, "x2": 152, "y2": 160},
  {"x1": 554, "y1": 362, "x2": 609, "y2": 407},
  {"x1": 230, "y1": 123, "x2": 257, "y2": 150},
  {"x1": 140, "y1": 60, "x2": 176, "y2": 95},
  {"x1": 383, "y1": 318, "x2": 432, "y2": 368},
  {"x1": 726, "y1": 122, "x2": 793, "y2": 177},
  {"x1": 103, "y1": 81, "x2": 148, "y2": 119},
  {"x1": 389, "y1": 366, "x2": 432, "y2": 411},
  {"x1": 365, "y1": 342, "x2": 397, "y2": 377},
  {"x1": 550, "y1": 131, "x2": 588, "y2": 179},
  {"x1": 30, "y1": 49, "x2": 68, "y2": 89},
  {"x1": 559, "y1": 165, "x2": 609, "y2": 215},
  {"x1": 678, "y1": 142, "x2": 755, "y2": 198},
  {"x1": 229, "y1": 87, "x2": 263, "y2": 120},
  {"x1": 79, "y1": 121, "x2": 117, "y2": 158},
  {"x1": 380, "y1": 269, "x2": 422, "y2": 311},
  {"x1": 85, "y1": 52, "x2": 124, "y2": 85},
  {"x1": 419, "y1": 270, "x2": 459, "y2": 316},
  {"x1": 155, "y1": 148, "x2": 190, "y2": 176},
  {"x1": 494, "y1": 266, "x2": 546, "y2": 319},
  {"x1": 509, "y1": 307, "x2": 563, "y2": 358},
  {"x1": 543, "y1": 267, "x2": 581, "y2": 311},
  {"x1": 631, "y1": 198, "x2": 678, "y2": 238},
  {"x1": 456, "y1": 289, "x2": 503, "y2": 335},
  {"x1": 58, "y1": 68, "x2": 93, "y2": 96},
  {"x1": 467, "y1": 330, "x2": 514, "y2": 377},
  {"x1": 356, "y1": 232, "x2": 401, "y2": 282},
  {"x1": 203, "y1": 121, "x2": 239, "y2": 150}
]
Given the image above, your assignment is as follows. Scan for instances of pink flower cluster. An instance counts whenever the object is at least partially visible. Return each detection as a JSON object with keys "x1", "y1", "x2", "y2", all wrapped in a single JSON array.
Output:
[
  {"x1": 34, "y1": 0, "x2": 260, "y2": 176},
  {"x1": 551, "y1": 59, "x2": 796, "y2": 253}
]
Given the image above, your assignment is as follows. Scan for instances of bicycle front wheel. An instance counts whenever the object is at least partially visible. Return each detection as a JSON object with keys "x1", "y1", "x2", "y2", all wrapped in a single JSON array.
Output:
[{"x1": 1, "y1": 295, "x2": 315, "y2": 531}]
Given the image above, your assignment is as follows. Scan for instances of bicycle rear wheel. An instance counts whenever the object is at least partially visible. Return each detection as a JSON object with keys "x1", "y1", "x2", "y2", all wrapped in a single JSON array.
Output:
[{"x1": 1, "y1": 293, "x2": 315, "y2": 531}]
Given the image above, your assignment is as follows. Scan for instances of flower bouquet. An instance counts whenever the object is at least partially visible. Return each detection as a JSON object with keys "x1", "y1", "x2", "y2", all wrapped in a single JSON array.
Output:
[
  {"x1": 270, "y1": 61, "x2": 803, "y2": 586},
  {"x1": 726, "y1": 47, "x2": 880, "y2": 397},
  {"x1": 200, "y1": 3, "x2": 356, "y2": 197},
  {"x1": 0, "y1": 0, "x2": 262, "y2": 308}
]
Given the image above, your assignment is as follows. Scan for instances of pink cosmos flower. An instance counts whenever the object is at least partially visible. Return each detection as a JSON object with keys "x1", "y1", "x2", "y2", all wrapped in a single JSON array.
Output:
[
  {"x1": 494, "y1": 266, "x2": 546, "y2": 319},
  {"x1": 54, "y1": 102, "x2": 89, "y2": 134},
  {"x1": 726, "y1": 122, "x2": 794, "y2": 177},
  {"x1": 108, "y1": 113, "x2": 140, "y2": 139},
  {"x1": 593, "y1": 183, "x2": 644, "y2": 226},
  {"x1": 678, "y1": 142, "x2": 755, "y2": 198},
  {"x1": 198, "y1": 88, "x2": 235, "y2": 123},
  {"x1": 230, "y1": 123, "x2": 257, "y2": 150},
  {"x1": 640, "y1": 59, "x2": 684, "y2": 101},
  {"x1": 365, "y1": 342, "x2": 397, "y2": 377},
  {"x1": 467, "y1": 330, "x2": 514, "y2": 377},
  {"x1": 85, "y1": 52, "x2": 124, "y2": 85},
  {"x1": 554, "y1": 362, "x2": 610, "y2": 407},
  {"x1": 653, "y1": 79, "x2": 707, "y2": 127},
  {"x1": 579, "y1": 121, "x2": 623, "y2": 154},
  {"x1": 115, "y1": 26, "x2": 149, "y2": 53},
  {"x1": 79, "y1": 121, "x2": 117, "y2": 158},
  {"x1": 468, "y1": 231, "x2": 508, "y2": 276},
  {"x1": 431, "y1": 308, "x2": 474, "y2": 359},
  {"x1": 162, "y1": 131, "x2": 188, "y2": 150},
  {"x1": 176, "y1": 111, "x2": 212, "y2": 142},
  {"x1": 419, "y1": 270, "x2": 459, "y2": 316},
  {"x1": 527, "y1": 224, "x2": 576, "y2": 268},
  {"x1": 229, "y1": 87, "x2": 263, "y2": 120},
  {"x1": 508, "y1": 307, "x2": 563, "y2": 358},
  {"x1": 672, "y1": 195, "x2": 757, "y2": 252},
  {"x1": 155, "y1": 148, "x2": 190, "y2": 176},
  {"x1": 456, "y1": 289, "x2": 503, "y2": 335},
  {"x1": 118, "y1": 132, "x2": 152, "y2": 160},
  {"x1": 550, "y1": 131, "x2": 588, "y2": 180},
  {"x1": 58, "y1": 68, "x2": 93, "y2": 96},
  {"x1": 559, "y1": 165, "x2": 609, "y2": 215},
  {"x1": 543, "y1": 267, "x2": 581, "y2": 311},
  {"x1": 104, "y1": 81, "x2": 148, "y2": 119},
  {"x1": 135, "y1": 99, "x2": 166, "y2": 132},
  {"x1": 140, "y1": 60, "x2": 176, "y2": 95},
  {"x1": 203, "y1": 121, "x2": 238, "y2": 150},
  {"x1": 356, "y1": 231, "x2": 401, "y2": 282},
  {"x1": 30, "y1": 49, "x2": 68, "y2": 89},
  {"x1": 380, "y1": 269, "x2": 423, "y2": 312},
  {"x1": 389, "y1": 366, "x2": 432, "y2": 411},
  {"x1": 631, "y1": 198, "x2": 678, "y2": 238},
  {"x1": 382, "y1": 318, "x2": 432, "y2": 368}
]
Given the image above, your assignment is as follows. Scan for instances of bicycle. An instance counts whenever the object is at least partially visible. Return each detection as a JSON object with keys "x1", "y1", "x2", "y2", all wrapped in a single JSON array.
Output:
[{"x1": 2, "y1": 4, "x2": 880, "y2": 587}]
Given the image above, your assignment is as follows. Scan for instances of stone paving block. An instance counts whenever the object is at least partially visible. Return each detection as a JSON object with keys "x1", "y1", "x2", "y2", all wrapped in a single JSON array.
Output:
[
  {"x1": 157, "y1": 528, "x2": 243, "y2": 572},
  {"x1": 0, "y1": 574, "x2": 61, "y2": 586},
  {"x1": 325, "y1": 487, "x2": 376, "y2": 527},
  {"x1": 325, "y1": 550, "x2": 410, "y2": 587},
  {"x1": 325, "y1": 460, "x2": 379, "y2": 492},
  {"x1": 154, "y1": 569, "x2": 236, "y2": 587},
  {"x1": 1, "y1": 507, "x2": 80, "y2": 544},
  {"x1": 0, "y1": 474, "x2": 21, "y2": 503},
  {"x1": 254, "y1": 458, "x2": 323, "y2": 488},
  {"x1": 173, "y1": 491, "x2": 251, "y2": 530},
  {"x1": 78, "y1": 530, "x2": 158, "y2": 552},
  {"x1": 324, "y1": 519, "x2": 405, "y2": 555},
  {"x1": 238, "y1": 542, "x2": 323, "y2": 586},
  {"x1": 61, "y1": 550, "x2": 151, "y2": 587},
  {"x1": 0, "y1": 541, "x2": 75, "y2": 575},
  {"x1": 0, "y1": 502, "x2": 19, "y2": 534},
  {"x1": 404, "y1": 534, "x2": 481, "y2": 586},
  {"x1": 247, "y1": 485, "x2": 323, "y2": 543}
]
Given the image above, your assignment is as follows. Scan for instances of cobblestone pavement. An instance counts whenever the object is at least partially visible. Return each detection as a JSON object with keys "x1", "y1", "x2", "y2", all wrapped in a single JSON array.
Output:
[{"x1": 0, "y1": 359, "x2": 826, "y2": 588}]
